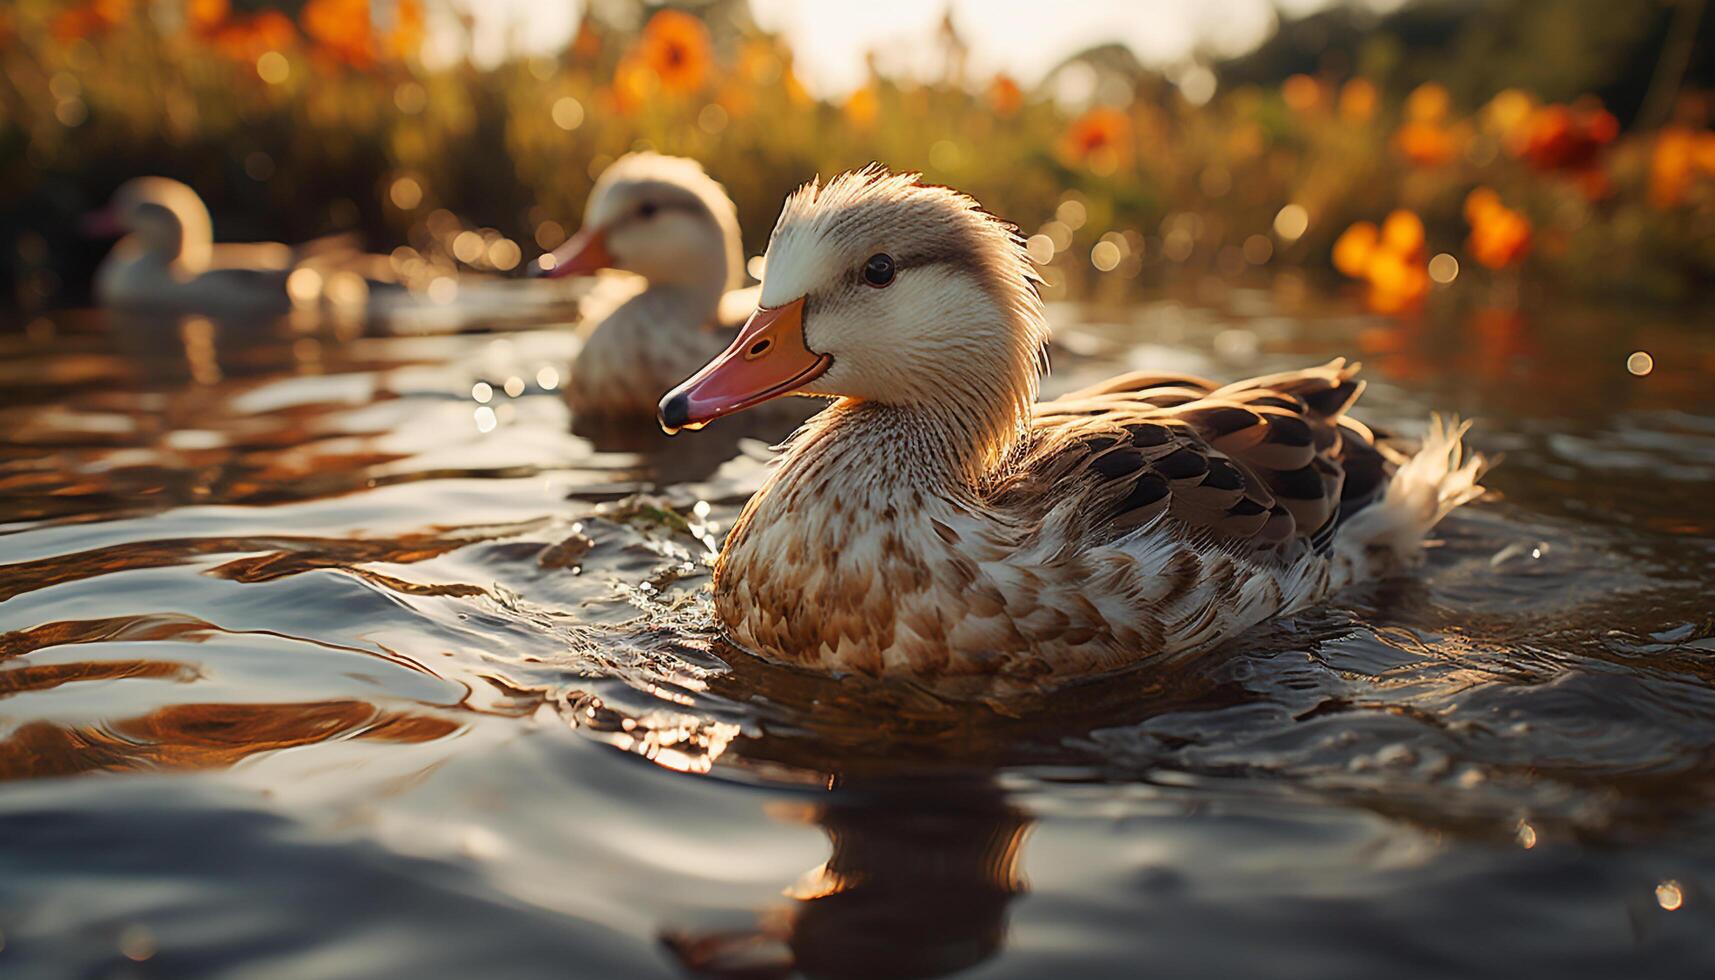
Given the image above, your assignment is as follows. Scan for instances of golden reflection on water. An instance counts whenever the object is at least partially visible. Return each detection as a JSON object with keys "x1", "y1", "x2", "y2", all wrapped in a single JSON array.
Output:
[
  {"x1": 666, "y1": 780, "x2": 1031, "y2": 979},
  {"x1": 0, "y1": 699, "x2": 461, "y2": 781}
]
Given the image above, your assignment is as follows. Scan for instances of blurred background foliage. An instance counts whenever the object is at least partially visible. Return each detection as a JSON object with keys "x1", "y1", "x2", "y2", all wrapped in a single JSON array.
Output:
[{"x1": 1, "y1": 0, "x2": 1712, "y2": 318}]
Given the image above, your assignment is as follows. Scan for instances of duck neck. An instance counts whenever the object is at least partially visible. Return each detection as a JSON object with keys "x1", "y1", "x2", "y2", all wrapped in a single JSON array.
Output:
[
  {"x1": 780, "y1": 395, "x2": 1024, "y2": 500},
  {"x1": 631, "y1": 280, "x2": 723, "y2": 333}
]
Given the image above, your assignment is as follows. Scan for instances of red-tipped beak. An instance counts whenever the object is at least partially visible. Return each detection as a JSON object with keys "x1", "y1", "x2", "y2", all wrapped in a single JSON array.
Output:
[
  {"x1": 81, "y1": 208, "x2": 123, "y2": 239},
  {"x1": 658, "y1": 297, "x2": 828, "y2": 432},
  {"x1": 533, "y1": 226, "x2": 614, "y2": 278}
]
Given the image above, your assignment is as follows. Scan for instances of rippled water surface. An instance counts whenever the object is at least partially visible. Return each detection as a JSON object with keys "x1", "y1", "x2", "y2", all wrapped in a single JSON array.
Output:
[{"x1": 3, "y1": 292, "x2": 1714, "y2": 979}]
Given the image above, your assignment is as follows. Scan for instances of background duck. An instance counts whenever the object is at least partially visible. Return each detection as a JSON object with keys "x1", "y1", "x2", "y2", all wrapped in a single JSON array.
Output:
[
  {"x1": 90, "y1": 176, "x2": 394, "y2": 319},
  {"x1": 661, "y1": 168, "x2": 1488, "y2": 692},
  {"x1": 534, "y1": 153, "x2": 809, "y2": 424}
]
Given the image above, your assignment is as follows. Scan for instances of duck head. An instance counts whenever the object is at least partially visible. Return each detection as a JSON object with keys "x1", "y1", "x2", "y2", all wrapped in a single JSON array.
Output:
[
  {"x1": 90, "y1": 177, "x2": 214, "y2": 271},
  {"x1": 536, "y1": 153, "x2": 743, "y2": 290},
  {"x1": 659, "y1": 168, "x2": 1049, "y2": 450}
]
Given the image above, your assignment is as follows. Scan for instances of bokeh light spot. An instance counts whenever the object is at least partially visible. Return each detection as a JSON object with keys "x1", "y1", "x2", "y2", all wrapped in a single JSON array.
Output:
[
  {"x1": 1627, "y1": 351, "x2": 1654, "y2": 376},
  {"x1": 389, "y1": 176, "x2": 423, "y2": 211},
  {"x1": 1273, "y1": 204, "x2": 1309, "y2": 241},
  {"x1": 1091, "y1": 240, "x2": 1121, "y2": 271},
  {"x1": 256, "y1": 51, "x2": 289, "y2": 85},
  {"x1": 552, "y1": 96, "x2": 585, "y2": 131},
  {"x1": 1657, "y1": 880, "x2": 1684, "y2": 911},
  {"x1": 1429, "y1": 253, "x2": 1460, "y2": 284}
]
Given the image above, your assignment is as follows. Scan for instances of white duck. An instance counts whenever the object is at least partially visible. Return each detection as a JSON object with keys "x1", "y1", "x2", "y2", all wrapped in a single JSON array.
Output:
[
  {"x1": 660, "y1": 168, "x2": 1487, "y2": 690},
  {"x1": 535, "y1": 153, "x2": 771, "y2": 421},
  {"x1": 91, "y1": 176, "x2": 391, "y2": 319}
]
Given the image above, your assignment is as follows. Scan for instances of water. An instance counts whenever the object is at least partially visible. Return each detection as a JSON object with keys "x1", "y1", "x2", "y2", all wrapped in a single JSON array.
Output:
[{"x1": 2, "y1": 289, "x2": 1713, "y2": 978}]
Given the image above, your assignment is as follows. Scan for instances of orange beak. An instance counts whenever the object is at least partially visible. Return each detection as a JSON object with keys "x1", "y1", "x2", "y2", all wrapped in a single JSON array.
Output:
[
  {"x1": 658, "y1": 297, "x2": 829, "y2": 433},
  {"x1": 533, "y1": 226, "x2": 614, "y2": 278}
]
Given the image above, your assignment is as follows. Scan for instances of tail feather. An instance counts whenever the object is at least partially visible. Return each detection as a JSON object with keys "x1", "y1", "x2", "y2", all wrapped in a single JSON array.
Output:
[{"x1": 1331, "y1": 414, "x2": 1487, "y2": 581}]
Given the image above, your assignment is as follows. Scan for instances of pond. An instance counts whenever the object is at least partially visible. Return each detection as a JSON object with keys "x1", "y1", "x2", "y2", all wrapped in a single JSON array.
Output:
[{"x1": 2, "y1": 287, "x2": 1713, "y2": 978}]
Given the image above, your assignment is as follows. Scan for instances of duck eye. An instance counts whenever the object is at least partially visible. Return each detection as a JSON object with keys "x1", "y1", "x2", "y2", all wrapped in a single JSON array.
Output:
[
  {"x1": 862, "y1": 252, "x2": 896, "y2": 288},
  {"x1": 638, "y1": 202, "x2": 658, "y2": 219}
]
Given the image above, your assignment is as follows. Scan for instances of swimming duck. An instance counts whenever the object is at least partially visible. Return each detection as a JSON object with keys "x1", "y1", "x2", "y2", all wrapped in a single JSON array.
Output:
[
  {"x1": 660, "y1": 168, "x2": 1487, "y2": 688},
  {"x1": 91, "y1": 176, "x2": 390, "y2": 319},
  {"x1": 536, "y1": 153, "x2": 769, "y2": 421}
]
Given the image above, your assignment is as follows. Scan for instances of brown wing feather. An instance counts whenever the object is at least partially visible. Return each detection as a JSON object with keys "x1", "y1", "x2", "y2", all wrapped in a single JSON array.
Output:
[{"x1": 999, "y1": 360, "x2": 1393, "y2": 555}]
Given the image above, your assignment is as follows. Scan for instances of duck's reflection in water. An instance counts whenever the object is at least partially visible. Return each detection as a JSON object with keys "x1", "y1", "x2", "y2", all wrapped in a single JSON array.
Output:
[{"x1": 666, "y1": 776, "x2": 1028, "y2": 980}]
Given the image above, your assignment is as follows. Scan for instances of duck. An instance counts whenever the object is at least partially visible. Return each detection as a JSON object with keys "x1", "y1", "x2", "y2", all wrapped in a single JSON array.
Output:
[
  {"x1": 90, "y1": 176, "x2": 393, "y2": 319},
  {"x1": 659, "y1": 167, "x2": 1488, "y2": 689},
  {"x1": 534, "y1": 153, "x2": 779, "y2": 422}
]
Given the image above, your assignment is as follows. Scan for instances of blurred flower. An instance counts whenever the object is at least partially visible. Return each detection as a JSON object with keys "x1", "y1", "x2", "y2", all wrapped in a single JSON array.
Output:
[
  {"x1": 987, "y1": 73, "x2": 1023, "y2": 116},
  {"x1": 1339, "y1": 78, "x2": 1377, "y2": 122},
  {"x1": 1648, "y1": 125, "x2": 1715, "y2": 209},
  {"x1": 1406, "y1": 82, "x2": 1451, "y2": 123},
  {"x1": 1465, "y1": 188, "x2": 1532, "y2": 269},
  {"x1": 1335, "y1": 212, "x2": 1428, "y2": 314},
  {"x1": 1517, "y1": 100, "x2": 1617, "y2": 172},
  {"x1": 843, "y1": 85, "x2": 879, "y2": 128},
  {"x1": 53, "y1": 0, "x2": 134, "y2": 42},
  {"x1": 302, "y1": 0, "x2": 375, "y2": 68},
  {"x1": 1282, "y1": 74, "x2": 1323, "y2": 114},
  {"x1": 1060, "y1": 107, "x2": 1132, "y2": 173},
  {"x1": 382, "y1": 0, "x2": 425, "y2": 62},
  {"x1": 1332, "y1": 221, "x2": 1378, "y2": 278},
  {"x1": 1394, "y1": 120, "x2": 1460, "y2": 166},
  {"x1": 212, "y1": 11, "x2": 297, "y2": 62},
  {"x1": 1382, "y1": 210, "x2": 1425, "y2": 257},
  {"x1": 1482, "y1": 88, "x2": 1536, "y2": 146},
  {"x1": 186, "y1": 0, "x2": 228, "y2": 37},
  {"x1": 1394, "y1": 83, "x2": 1462, "y2": 166},
  {"x1": 637, "y1": 9, "x2": 712, "y2": 95}
]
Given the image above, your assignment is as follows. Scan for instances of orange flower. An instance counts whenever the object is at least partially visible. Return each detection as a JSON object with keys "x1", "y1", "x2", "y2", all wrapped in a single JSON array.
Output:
[
  {"x1": 1464, "y1": 186, "x2": 1502, "y2": 226},
  {"x1": 302, "y1": 0, "x2": 375, "y2": 68},
  {"x1": 1394, "y1": 120, "x2": 1459, "y2": 166},
  {"x1": 1405, "y1": 82, "x2": 1451, "y2": 124},
  {"x1": 1332, "y1": 222, "x2": 1378, "y2": 279},
  {"x1": 1282, "y1": 74, "x2": 1322, "y2": 113},
  {"x1": 637, "y1": 9, "x2": 711, "y2": 95},
  {"x1": 1381, "y1": 210, "x2": 1425, "y2": 258},
  {"x1": 1339, "y1": 78, "x2": 1377, "y2": 122},
  {"x1": 1060, "y1": 107, "x2": 1132, "y2": 173},
  {"x1": 1466, "y1": 194, "x2": 1532, "y2": 270},
  {"x1": 1516, "y1": 100, "x2": 1617, "y2": 172},
  {"x1": 843, "y1": 85, "x2": 879, "y2": 128},
  {"x1": 186, "y1": 0, "x2": 228, "y2": 36},
  {"x1": 987, "y1": 74, "x2": 1023, "y2": 116},
  {"x1": 382, "y1": 0, "x2": 424, "y2": 61},
  {"x1": 1335, "y1": 214, "x2": 1429, "y2": 314},
  {"x1": 213, "y1": 11, "x2": 297, "y2": 62},
  {"x1": 1652, "y1": 127, "x2": 1692, "y2": 208},
  {"x1": 1365, "y1": 252, "x2": 1429, "y2": 315}
]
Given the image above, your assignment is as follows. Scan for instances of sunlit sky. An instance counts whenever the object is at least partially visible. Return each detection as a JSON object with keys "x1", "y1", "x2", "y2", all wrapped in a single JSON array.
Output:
[{"x1": 429, "y1": 0, "x2": 1402, "y2": 95}]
